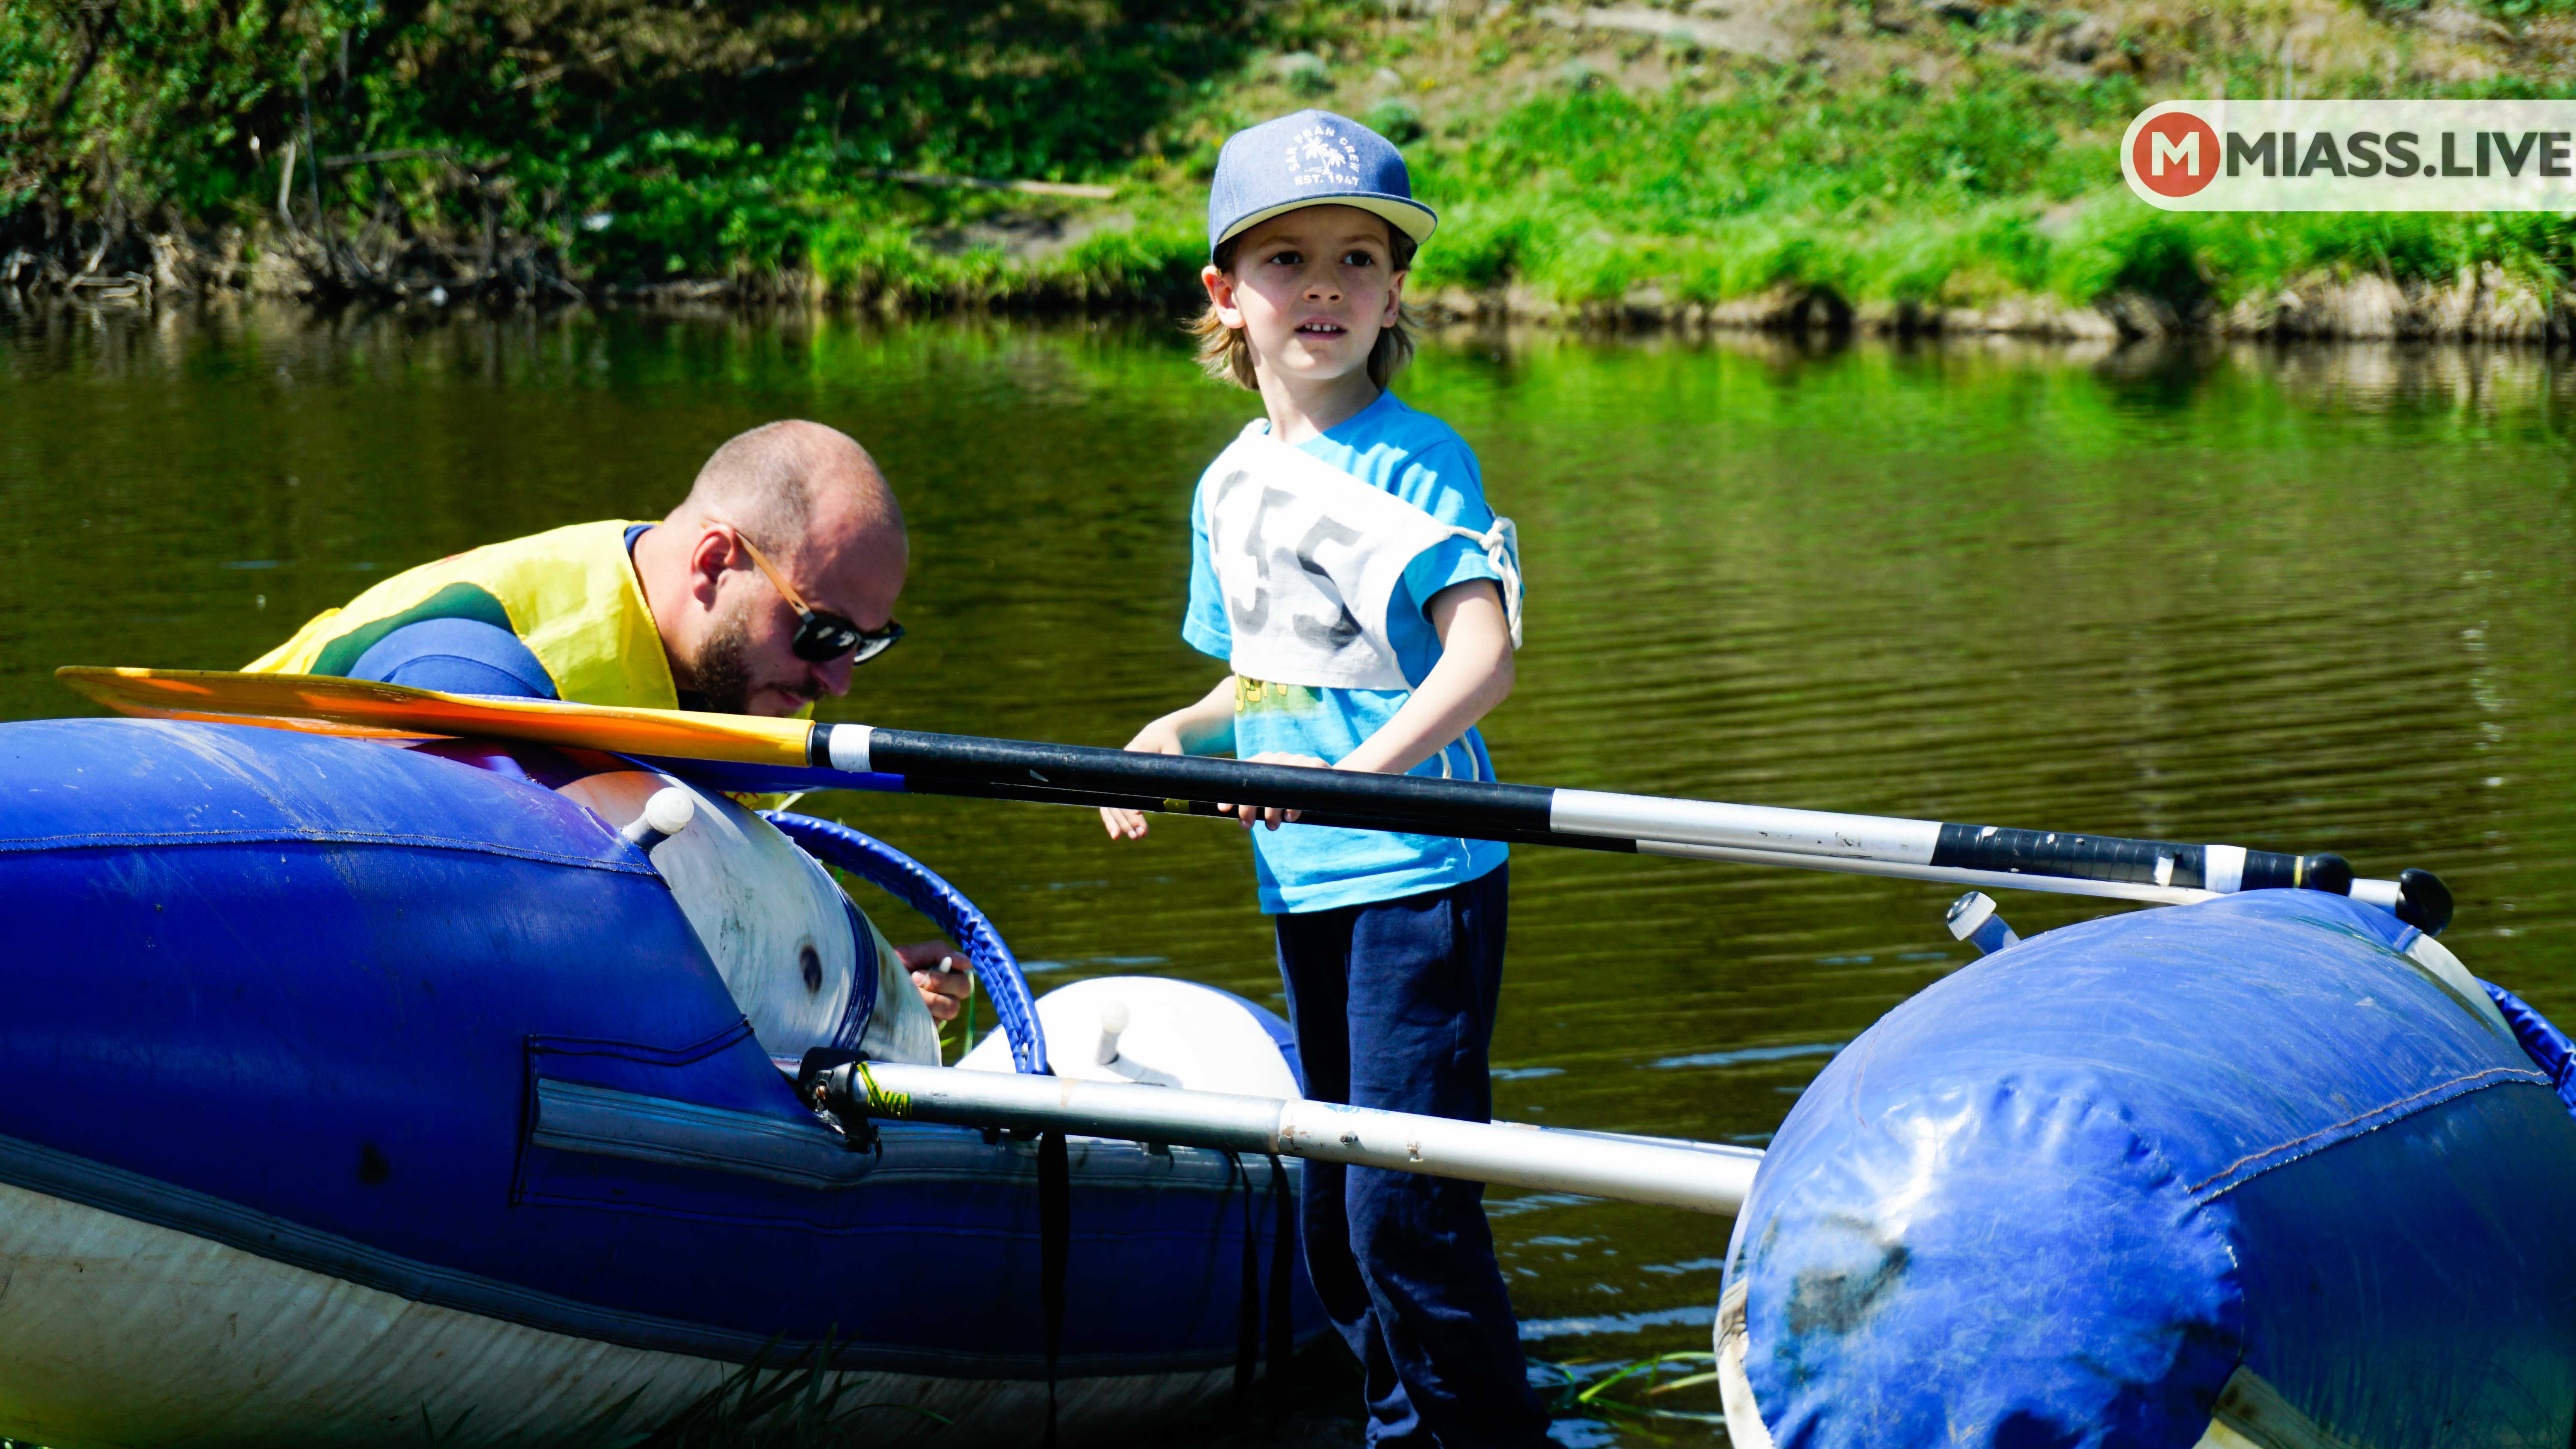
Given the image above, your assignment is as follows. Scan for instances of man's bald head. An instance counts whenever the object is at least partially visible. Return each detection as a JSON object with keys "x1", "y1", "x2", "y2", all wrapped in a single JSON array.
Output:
[
  {"x1": 634, "y1": 419, "x2": 911, "y2": 716},
  {"x1": 668, "y1": 420, "x2": 905, "y2": 558}
]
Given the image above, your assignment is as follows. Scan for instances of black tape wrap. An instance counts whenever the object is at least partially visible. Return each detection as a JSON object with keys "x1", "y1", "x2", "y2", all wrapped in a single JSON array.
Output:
[
  {"x1": 2240, "y1": 851, "x2": 2302, "y2": 891},
  {"x1": 1931, "y1": 825, "x2": 2208, "y2": 887}
]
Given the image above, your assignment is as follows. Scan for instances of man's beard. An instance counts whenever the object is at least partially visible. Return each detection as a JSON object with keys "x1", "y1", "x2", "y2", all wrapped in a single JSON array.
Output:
[{"x1": 689, "y1": 597, "x2": 815, "y2": 715}]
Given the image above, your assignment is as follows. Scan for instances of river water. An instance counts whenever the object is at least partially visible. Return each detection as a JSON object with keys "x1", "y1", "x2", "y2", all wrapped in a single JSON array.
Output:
[{"x1": 6, "y1": 303, "x2": 2573, "y2": 1443}]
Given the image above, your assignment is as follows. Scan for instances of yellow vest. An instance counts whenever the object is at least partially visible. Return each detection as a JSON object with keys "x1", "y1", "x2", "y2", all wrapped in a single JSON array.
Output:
[{"x1": 248, "y1": 519, "x2": 678, "y2": 709}]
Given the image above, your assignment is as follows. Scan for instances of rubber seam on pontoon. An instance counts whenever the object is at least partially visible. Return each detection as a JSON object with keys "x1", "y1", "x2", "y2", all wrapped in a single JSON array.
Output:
[{"x1": 2188, "y1": 1067, "x2": 2550, "y2": 1200}]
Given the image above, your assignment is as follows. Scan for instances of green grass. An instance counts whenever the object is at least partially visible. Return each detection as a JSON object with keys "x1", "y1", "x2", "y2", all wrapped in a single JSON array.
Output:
[
  {"x1": 6, "y1": 0, "x2": 2575, "y2": 319},
  {"x1": 1393, "y1": 66, "x2": 2576, "y2": 315}
]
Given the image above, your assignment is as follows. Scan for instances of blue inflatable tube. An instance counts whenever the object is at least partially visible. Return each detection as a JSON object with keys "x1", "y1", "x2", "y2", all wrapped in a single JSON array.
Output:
[
  {"x1": 0, "y1": 718, "x2": 1322, "y2": 1446},
  {"x1": 1721, "y1": 889, "x2": 2576, "y2": 1448}
]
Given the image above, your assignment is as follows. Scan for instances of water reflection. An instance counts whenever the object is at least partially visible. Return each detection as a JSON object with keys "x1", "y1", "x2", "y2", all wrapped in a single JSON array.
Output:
[{"x1": 6, "y1": 302, "x2": 2572, "y2": 1440}]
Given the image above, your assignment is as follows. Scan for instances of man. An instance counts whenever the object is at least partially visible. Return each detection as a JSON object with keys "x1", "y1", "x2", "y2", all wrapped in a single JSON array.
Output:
[{"x1": 249, "y1": 420, "x2": 972, "y2": 1020}]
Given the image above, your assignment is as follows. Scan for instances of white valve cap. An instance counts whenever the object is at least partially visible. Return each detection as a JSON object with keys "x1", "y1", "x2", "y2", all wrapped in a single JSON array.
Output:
[
  {"x1": 1945, "y1": 890, "x2": 2019, "y2": 957},
  {"x1": 1095, "y1": 999, "x2": 1131, "y2": 1067},
  {"x1": 620, "y1": 787, "x2": 696, "y2": 850}
]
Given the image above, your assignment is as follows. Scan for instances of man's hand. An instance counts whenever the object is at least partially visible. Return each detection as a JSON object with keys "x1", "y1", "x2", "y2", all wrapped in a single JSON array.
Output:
[
  {"x1": 1221, "y1": 752, "x2": 1329, "y2": 829},
  {"x1": 895, "y1": 940, "x2": 975, "y2": 1022}
]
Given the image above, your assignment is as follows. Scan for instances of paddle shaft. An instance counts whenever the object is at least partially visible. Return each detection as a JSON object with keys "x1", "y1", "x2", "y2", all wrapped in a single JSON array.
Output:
[
  {"x1": 815, "y1": 723, "x2": 2439, "y2": 919},
  {"x1": 822, "y1": 1062, "x2": 1761, "y2": 1216}
]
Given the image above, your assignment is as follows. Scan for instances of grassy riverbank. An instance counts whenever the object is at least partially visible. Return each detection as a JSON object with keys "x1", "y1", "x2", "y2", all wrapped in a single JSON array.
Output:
[{"x1": 7, "y1": 0, "x2": 2576, "y2": 333}]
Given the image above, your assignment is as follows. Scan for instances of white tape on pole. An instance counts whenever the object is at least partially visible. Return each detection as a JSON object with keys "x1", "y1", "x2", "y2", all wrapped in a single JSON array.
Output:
[
  {"x1": 2202, "y1": 844, "x2": 2246, "y2": 895},
  {"x1": 1549, "y1": 790, "x2": 1944, "y2": 862},
  {"x1": 823, "y1": 724, "x2": 873, "y2": 773}
]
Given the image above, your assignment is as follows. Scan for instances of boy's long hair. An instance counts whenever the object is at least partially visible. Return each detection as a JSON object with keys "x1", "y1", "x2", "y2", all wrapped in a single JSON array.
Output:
[{"x1": 1189, "y1": 223, "x2": 1419, "y2": 392}]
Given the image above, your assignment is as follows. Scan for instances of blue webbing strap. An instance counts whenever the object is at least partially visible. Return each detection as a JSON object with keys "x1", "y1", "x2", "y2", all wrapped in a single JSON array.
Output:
[
  {"x1": 2481, "y1": 978, "x2": 2576, "y2": 1120},
  {"x1": 1039, "y1": 1128, "x2": 1069, "y2": 1449},
  {"x1": 1215, "y1": 1152, "x2": 1297, "y2": 1404},
  {"x1": 1223, "y1": 1152, "x2": 1261, "y2": 1404},
  {"x1": 1265, "y1": 1153, "x2": 1295, "y2": 1396},
  {"x1": 763, "y1": 812, "x2": 1050, "y2": 1076}
]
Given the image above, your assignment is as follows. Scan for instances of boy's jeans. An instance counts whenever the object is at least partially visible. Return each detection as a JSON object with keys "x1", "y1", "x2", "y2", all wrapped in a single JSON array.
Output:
[{"x1": 1274, "y1": 864, "x2": 1549, "y2": 1449}]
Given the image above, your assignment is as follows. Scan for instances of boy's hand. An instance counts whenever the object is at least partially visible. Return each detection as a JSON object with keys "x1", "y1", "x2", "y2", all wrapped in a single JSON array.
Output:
[
  {"x1": 896, "y1": 940, "x2": 975, "y2": 1022},
  {"x1": 1221, "y1": 752, "x2": 1330, "y2": 830},
  {"x1": 1100, "y1": 721, "x2": 1188, "y2": 840}
]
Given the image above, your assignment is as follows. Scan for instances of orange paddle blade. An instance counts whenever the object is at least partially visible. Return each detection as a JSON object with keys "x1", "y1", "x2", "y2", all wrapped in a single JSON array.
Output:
[{"x1": 55, "y1": 667, "x2": 815, "y2": 767}]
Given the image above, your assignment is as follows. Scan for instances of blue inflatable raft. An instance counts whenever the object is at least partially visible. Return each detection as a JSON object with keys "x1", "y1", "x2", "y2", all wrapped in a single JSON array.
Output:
[
  {"x1": 0, "y1": 717, "x2": 1321, "y2": 1446},
  {"x1": 1719, "y1": 888, "x2": 2576, "y2": 1448}
]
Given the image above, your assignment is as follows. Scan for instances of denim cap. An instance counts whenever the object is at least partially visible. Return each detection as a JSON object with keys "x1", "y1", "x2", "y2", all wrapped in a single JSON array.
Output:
[{"x1": 1206, "y1": 109, "x2": 1438, "y2": 259}]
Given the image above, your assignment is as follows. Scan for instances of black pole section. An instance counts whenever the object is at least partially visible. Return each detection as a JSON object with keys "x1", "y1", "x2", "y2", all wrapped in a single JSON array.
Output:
[
  {"x1": 1927, "y1": 824, "x2": 2353, "y2": 896},
  {"x1": 895, "y1": 773, "x2": 1642, "y2": 857},
  {"x1": 851, "y1": 727, "x2": 1559, "y2": 838}
]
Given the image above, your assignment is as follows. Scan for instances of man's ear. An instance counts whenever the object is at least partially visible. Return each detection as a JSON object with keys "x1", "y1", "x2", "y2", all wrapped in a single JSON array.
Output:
[
  {"x1": 685, "y1": 525, "x2": 736, "y2": 609},
  {"x1": 1203, "y1": 264, "x2": 1245, "y2": 329}
]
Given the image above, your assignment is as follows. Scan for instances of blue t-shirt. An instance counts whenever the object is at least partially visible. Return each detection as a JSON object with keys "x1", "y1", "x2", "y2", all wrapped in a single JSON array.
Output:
[
  {"x1": 349, "y1": 617, "x2": 558, "y2": 697},
  {"x1": 1183, "y1": 391, "x2": 1511, "y2": 915}
]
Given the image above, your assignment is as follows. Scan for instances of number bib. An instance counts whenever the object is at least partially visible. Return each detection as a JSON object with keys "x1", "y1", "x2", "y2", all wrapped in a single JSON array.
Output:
[{"x1": 1203, "y1": 422, "x2": 1522, "y2": 692}]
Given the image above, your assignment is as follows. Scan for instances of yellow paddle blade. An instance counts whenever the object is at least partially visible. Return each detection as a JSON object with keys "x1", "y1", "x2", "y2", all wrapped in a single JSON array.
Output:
[{"x1": 55, "y1": 667, "x2": 816, "y2": 767}]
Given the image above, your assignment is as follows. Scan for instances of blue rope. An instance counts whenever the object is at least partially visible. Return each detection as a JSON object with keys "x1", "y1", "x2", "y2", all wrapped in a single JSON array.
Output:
[
  {"x1": 2481, "y1": 978, "x2": 2576, "y2": 1121},
  {"x1": 764, "y1": 812, "x2": 1050, "y2": 1076}
]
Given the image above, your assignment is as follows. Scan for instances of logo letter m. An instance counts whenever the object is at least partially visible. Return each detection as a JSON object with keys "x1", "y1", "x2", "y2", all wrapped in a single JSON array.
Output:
[{"x1": 2151, "y1": 131, "x2": 2199, "y2": 177}]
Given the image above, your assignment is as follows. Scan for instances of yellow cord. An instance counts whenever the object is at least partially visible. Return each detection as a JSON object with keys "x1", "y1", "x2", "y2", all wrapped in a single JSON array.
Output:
[{"x1": 854, "y1": 1061, "x2": 913, "y2": 1119}]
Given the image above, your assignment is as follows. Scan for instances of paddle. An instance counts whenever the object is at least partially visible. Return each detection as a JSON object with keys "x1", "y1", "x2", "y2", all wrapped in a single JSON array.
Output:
[{"x1": 55, "y1": 666, "x2": 2451, "y2": 929}]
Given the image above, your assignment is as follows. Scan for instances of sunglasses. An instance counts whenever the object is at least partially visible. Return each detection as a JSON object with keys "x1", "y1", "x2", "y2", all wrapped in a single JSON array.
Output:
[{"x1": 733, "y1": 531, "x2": 905, "y2": 666}]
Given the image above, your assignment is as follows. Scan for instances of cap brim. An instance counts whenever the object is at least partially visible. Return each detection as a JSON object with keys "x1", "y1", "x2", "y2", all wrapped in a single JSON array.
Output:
[{"x1": 1214, "y1": 194, "x2": 1438, "y2": 256}]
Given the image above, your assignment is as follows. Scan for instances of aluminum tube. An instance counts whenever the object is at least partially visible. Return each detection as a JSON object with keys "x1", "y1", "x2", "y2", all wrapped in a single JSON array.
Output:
[
  {"x1": 839, "y1": 1061, "x2": 1286, "y2": 1154},
  {"x1": 837, "y1": 1064, "x2": 1759, "y2": 1216},
  {"x1": 1276, "y1": 1100, "x2": 1759, "y2": 1215},
  {"x1": 1630, "y1": 837, "x2": 2217, "y2": 905},
  {"x1": 1550, "y1": 789, "x2": 1945, "y2": 861}
]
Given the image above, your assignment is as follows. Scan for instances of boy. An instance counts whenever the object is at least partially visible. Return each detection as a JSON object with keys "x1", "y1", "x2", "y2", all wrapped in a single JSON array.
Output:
[{"x1": 1100, "y1": 110, "x2": 1543, "y2": 1447}]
